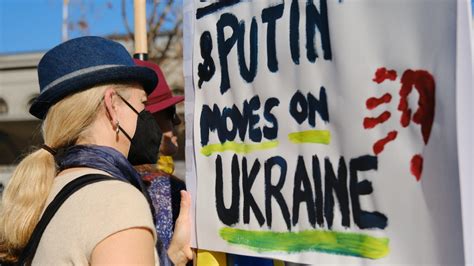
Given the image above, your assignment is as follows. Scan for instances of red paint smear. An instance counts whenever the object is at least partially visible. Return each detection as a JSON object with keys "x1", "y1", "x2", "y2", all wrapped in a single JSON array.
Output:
[
  {"x1": 398, "y1": 70, "x2": 435, "y2": 144},
  {"x1": 400, "y1": 108, "x2": 411, "y2": 127},
  {"x1": 410, "y1": 154, "x2": 423, "y2": 181},
  {"x1": 373, "y1": 67, "x2": 397, "y2": 84},
  {"x1": 366, "y1": 93, "x2": 392, "y2": 110},
  {"x1": 363, "y1": 111, "x2": 391, "y2": 129},
  {"x1": 373, "y1": 131, "x2": 398, "y2": 155}
]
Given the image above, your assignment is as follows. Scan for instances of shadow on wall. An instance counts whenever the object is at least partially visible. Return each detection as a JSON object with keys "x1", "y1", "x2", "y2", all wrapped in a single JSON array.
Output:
[{"x1": 0, "y1": 120, "x2": 43, "y2": 165}]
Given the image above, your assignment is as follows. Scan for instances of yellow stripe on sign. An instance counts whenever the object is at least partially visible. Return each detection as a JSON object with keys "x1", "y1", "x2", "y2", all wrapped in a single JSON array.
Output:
[
  {"x1": 288, "y1": 130, "x2": 331, "y2": 144},
  {"x1": 200, "y1": 140, "x2": 279, "y2": 156}
]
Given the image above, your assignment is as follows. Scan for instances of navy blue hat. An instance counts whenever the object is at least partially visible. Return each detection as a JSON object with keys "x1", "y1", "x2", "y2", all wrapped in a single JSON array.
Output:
[{"x1": 30, "y1": 36, "x2": 158, "y2": 119}]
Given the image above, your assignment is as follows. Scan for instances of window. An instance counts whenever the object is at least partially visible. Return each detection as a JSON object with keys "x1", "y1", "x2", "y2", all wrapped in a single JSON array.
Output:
[{"x1": 27, "y1": 94, "x2": 39, "y2": 107}]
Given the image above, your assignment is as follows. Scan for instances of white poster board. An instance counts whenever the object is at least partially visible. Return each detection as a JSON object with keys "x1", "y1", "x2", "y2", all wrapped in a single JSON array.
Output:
[
  {"x1": 187, "y1": 0, "x2": 465, "y2": 264},
  {"x1": 457, "y1": 0, "x2": 474, "y2": 264}
]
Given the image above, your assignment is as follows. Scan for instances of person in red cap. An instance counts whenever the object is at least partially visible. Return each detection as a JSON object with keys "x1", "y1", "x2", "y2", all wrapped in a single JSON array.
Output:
[{"x1": 132, "y1": 59, "x2": 188, "y2": 266}]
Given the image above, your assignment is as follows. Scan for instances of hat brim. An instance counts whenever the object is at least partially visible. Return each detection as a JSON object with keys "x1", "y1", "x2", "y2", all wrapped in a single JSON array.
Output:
[
  {"x1": 145, "y1": 95, "x2": 184, "y2": 114},
  {"x1": 30, "y1": 65, "x2": 158, "y2": 119}
]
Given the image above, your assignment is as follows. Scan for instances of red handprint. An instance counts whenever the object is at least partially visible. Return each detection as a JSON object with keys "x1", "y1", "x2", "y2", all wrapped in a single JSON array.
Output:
[{"x1": 363, "y1": 67, "x2": 435, "y2": 181}]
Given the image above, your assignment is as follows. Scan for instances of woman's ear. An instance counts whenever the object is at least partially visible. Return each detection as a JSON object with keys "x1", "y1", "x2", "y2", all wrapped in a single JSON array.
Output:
[{"x1": 103, "y1": 88, "x2": 118, "y2": 128}]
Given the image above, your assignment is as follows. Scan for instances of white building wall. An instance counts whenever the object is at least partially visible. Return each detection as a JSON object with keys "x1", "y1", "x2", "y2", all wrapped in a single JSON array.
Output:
[{"x1": 0, "y1": 53, "x2": 42, "y2": 121}]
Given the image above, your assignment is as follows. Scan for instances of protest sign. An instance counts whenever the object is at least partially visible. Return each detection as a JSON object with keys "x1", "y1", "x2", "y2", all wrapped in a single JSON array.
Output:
[{"x1": 187, "y1": 1, "x2": 465, "y2": 264}]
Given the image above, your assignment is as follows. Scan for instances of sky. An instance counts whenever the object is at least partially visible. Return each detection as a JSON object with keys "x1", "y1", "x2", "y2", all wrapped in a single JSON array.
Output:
[
  {"x1": 0, "y1": 0, "x2": 180, "y2": 54},
  {"x1": 0, "y1": 0, "x2": 473, "y2": 54}
]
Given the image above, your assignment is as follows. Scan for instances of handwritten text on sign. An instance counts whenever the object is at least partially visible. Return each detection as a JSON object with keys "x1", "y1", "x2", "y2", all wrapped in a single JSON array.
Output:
[{"x1": 192, "y1": 0, "x2": 443, "y2": 262}]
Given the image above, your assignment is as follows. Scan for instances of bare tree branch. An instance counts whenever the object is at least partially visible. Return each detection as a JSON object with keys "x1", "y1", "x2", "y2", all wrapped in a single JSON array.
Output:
[
  {"x1": 115, "y1": 0, "x2": 182, "y2": 63},
  {"x1": 121, "y1": 0, "x2": 134, "y2": 41},
  {"x1": 147, "y1": 1, "x2": 160, "y2": 55},
  {"x1": 151, "y1": 0, "x2": 173, "y2": 37},
  {"x1": 148, "y1": 0, "x2": 159, "y2": 27}
]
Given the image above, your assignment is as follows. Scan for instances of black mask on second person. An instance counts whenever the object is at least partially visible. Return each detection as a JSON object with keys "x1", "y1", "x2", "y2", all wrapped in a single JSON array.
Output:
[{"x1": 117, "y1": 94, "x2": 162, "y2": 165}]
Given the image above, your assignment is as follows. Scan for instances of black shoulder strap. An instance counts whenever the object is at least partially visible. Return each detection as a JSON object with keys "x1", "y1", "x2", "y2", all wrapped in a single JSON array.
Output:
[{"x1": 17, "y1": 174, "x2": 119, "y2": 265}]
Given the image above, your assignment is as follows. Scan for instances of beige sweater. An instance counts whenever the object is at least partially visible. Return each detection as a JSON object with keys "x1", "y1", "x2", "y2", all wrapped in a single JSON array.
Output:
[{"x1": 32, "y1": 169, "x2": 158, "y2": 265}]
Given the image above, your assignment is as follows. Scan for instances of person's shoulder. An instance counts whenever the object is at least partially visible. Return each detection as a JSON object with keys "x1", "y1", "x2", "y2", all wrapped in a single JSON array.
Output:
[
  {"x1": 75, "y1": 178, "x2": 151, "y2": 218},
  {"x1": 68, "y1": 178, "x2": 156, "y2": 253},
  {"x1": 40, "y1": 174, "x2": 156, "y2": 260},
  {"x1": 56, "y1": 170, "x2": 143, "y2": 201},
  {"x1": 83, "y1": 178, "x2": 144, "y2": 198}
]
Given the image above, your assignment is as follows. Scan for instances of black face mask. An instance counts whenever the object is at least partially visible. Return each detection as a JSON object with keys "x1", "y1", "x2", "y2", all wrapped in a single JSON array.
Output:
[{"x1": 117, "y1": 94, "x2": 162, "y2": 165}]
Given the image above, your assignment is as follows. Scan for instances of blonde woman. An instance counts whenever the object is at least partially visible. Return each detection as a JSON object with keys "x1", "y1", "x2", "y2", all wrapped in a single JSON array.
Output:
[{"x1": 0, "y1": 36, "x2": 192, "y2": 265}]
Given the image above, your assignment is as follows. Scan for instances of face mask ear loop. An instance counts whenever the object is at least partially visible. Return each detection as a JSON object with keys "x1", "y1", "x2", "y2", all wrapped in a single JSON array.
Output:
[
  {"x1": 116, "y1": 93, "x2": 140, "y2": 115},
  {"x1": 115, "y1": 93, "x2": 137, "y2": 143},
  {"x1": 118, "y1": 124, "x2": 133, "y2": 142}
]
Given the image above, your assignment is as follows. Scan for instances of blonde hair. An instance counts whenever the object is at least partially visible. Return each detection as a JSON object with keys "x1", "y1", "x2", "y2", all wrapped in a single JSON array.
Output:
[{"x1": 0, "y1": 83, "x2": 131, "y2": 262}]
